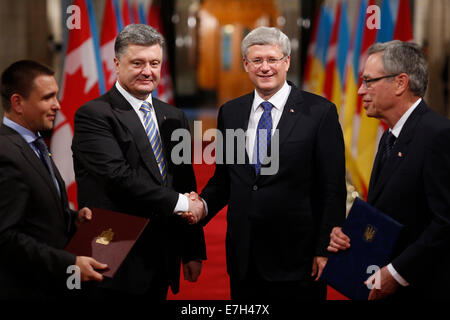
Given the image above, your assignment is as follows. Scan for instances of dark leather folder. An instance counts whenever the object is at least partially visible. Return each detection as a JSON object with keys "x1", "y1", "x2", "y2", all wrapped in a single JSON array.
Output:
[
  {"x1": 65, "y1": 208, "x2": 149, "y2": 278},
  {"x1": 320, "y1": 198, "x2": 403, "y2": 300}
]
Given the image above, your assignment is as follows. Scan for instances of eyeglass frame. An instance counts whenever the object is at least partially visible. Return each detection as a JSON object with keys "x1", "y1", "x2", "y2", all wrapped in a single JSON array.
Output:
[
  {"x1": 360, "y1": 73, "x2": 400, "y2": 88},
  {"x1": 245, "y1": 55, "x2": 287, "y2": 68}
]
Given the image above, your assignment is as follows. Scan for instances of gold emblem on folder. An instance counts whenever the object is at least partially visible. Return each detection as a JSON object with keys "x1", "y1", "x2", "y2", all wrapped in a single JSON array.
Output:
[
  {"x1": 364, "y1": 225, "x2": 377, "y2": 242},
  {"x1": 96, "y1": 228, "x2": 114, "y2": 245}
]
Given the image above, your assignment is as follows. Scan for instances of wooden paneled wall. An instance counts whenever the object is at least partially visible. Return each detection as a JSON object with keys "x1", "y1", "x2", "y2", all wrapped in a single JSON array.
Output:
[{"x1": 197, "y1": 0, "x2": 280, "y2": 106}]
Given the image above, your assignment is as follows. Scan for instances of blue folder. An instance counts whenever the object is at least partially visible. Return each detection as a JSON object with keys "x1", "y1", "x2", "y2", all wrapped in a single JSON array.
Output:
[{"x1": 320, "y1": 198, "x2": 403, "y2": 300}]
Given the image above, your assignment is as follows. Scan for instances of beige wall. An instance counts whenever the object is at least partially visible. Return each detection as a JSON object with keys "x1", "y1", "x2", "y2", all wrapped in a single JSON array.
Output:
[
  {"x1": 419, "y1": 0, "x2": 450, "y2": 117},
  {"x1": 0, "y1": 0, "x2": 50, "y2": 117}
]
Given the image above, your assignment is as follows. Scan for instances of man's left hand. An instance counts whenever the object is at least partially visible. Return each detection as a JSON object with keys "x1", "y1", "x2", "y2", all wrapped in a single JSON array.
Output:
[
  {"x1": 76, "y1": 207, "x2": 92, "y2": 228},
  {"x1": 311, "y1": 256, "x2": 328, "y2": 281},
  {"x1": 183, "y1": 260, "x2": 202, "y2": 282},
  {"x1": 365, "y1": 266, "x2": 399, "y2": 300}
]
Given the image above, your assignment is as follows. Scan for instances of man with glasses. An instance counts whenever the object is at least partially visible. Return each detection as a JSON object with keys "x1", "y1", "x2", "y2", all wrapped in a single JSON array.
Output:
[
  {"x1": 191, "y1": 26, "x2": 347, "y2": 301},
  {"x1": 329, "y1": 40, "x2": 450, "y2": 300}
]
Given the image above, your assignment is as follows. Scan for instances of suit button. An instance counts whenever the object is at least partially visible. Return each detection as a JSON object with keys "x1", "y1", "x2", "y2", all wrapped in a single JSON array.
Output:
[{"x1": 253, "y1": 185, "x2": 258, "y2": 191}]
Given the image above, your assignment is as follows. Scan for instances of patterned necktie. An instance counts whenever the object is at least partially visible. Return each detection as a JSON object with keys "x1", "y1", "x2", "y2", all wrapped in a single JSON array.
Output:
[
  {"x1": 254, "y1": 101, "x2": 273, "y2": 175},
  {"x1": 140, "y1": 101, "x2": 168, "y2": 184},
  {"x1": 33, "y1": 137, "x2": 60, "y2": 196}
]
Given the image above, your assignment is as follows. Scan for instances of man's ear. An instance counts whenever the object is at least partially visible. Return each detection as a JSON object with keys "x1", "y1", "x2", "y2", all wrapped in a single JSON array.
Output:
[
  {"x1": 243, "y1": 57, "x2": 249, "y2": 73},
  {"x1": 395, "y1": 73, "x2": 409, "y2": 96},
  {"x1": 114, "y1": 57, "x2": 120, "y2": 74},
  {"x1": 10, "y1": 93, "x2": 24, "y2": 115},
  {"x1": 284, "y1": 55, "x2": 291, "y2": 72}
]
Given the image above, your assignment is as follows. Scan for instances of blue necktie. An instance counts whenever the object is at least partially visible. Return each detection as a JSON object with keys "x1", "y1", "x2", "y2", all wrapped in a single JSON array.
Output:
[
  {"x1": 140, "y1": 101, "x2": 168, "y2": 184},
  {"x1": 254, "y1": 101, "x2": 273, "y2": 175},
  {"x1": 33, "y1": 137, "x2": 61, "y2": 196}
]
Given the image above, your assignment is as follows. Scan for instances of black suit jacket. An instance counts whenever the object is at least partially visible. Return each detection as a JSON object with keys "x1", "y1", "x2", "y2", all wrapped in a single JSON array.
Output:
[
  {"x1": 367, "y1": 100, "x2": 450, "y2": 299},
  {"x1": 0, "y1": 125, "x2": 77, "y2": 299},
  {"x1": 200, "y1": 83, "x2": 347, "y2": 283},
  {"x1": 72, "y1": 85, "x2": 206, "y2": 295}
]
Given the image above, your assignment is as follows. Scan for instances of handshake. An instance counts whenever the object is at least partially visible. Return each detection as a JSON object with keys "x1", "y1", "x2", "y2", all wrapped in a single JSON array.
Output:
[{"x1": 181, "y1": 192, "x2": 206, "y2": 225}]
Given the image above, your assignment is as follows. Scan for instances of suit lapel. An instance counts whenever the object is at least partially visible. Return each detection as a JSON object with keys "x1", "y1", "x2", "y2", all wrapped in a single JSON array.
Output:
[
  {"x1": 108, "y1": 87, "x2": 163, "y2": 184},
  {"x1": 1, "y1": 126, "x2": 65, "y2": 213},
  {"x1": 256, "y1": 84, "x2": 304, "y2": 183},
  {"x1": 367, "y1": 130, "x2": 388, "y2": 202},
  {"x1": 152, "y1": 99, "x2": 171, "y2": 161},
  {"x1": 275, "y1": 85, "x2": 304, "y2": 148},
  {"x1": 368, "y1": 101, "x2": 427, "y2": 203},
  {"x1": 235, "y1": 93, "x2": 256, "y2": 181}
]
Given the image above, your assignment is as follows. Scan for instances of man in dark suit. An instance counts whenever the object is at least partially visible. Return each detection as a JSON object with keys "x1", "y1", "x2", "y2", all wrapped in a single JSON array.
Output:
[
  {"x1": 71, "y1": 24, "x2": 206, "y2": 299},
  {"x1": 190, "y1": 27, "x2": 347, "y2": 300},
  {"x1": 328, "y1": 40, "x2": 450, "y2": 300},
  {"x1": 0, "y1": 60, "x2": 107, "y2": 299}
]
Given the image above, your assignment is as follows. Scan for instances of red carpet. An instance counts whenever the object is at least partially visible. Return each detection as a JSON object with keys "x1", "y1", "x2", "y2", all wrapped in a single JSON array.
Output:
[{"x1": 167, "y1": 163, "x2": 349, "y2": 300}]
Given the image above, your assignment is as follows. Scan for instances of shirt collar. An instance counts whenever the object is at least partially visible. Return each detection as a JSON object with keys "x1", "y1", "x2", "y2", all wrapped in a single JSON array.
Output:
[
  {"x1": 390, "y1": 98, "x2": 422, "y2": 138},
  {"x1": 115, "y1": 81, "x2": 154, "y2": 112},
  {"x1": 2, "y1": 116, "x2": 40, "y2": 143},
  {"x1": 252, "y1": 81, "x2": 291, "y2": 112}
]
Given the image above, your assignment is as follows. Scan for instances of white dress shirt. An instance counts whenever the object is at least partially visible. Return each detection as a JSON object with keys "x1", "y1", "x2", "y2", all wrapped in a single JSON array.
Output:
[{"x1": 246, "y1": 81, "x2": 291, "y2": 163}]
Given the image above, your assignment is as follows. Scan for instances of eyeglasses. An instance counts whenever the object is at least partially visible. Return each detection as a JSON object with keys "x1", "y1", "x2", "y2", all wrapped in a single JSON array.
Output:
[
  {"x1": 246, "y1": 56, "x2": 286, "y2": 68},
  {"x1": 361, "y1": 74, "x2": 399, "y2": 88}
]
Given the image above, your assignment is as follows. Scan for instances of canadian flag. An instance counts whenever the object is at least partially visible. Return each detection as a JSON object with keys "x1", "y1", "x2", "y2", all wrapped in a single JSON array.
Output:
[
  {"x1": 100, "y1": 0, "x2": 120, "y2": 90},
  {"x1": 148, "y1": 2, "x2": 174, "y2": 105},
  {"x1": 122, "y1": 0, "x2": 133, "y2": 26},
  {"x1": 51, "y1": 0, "x2": 102, "y2": 208},
  {"x1": 393, "y1": 0, "x2": 414, "y2": 42}
]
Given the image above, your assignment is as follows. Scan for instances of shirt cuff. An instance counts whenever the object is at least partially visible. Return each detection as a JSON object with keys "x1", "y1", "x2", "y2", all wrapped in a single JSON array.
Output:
[
  {"x1": 202, "y1": 198, "x2": 208, "y2": 217},
  {"x1": 174, "y1": 194, "x2": 189, "y2": 215},
  {"x1": 387, "y1": 263, "x2": 409, "y2": 287}
]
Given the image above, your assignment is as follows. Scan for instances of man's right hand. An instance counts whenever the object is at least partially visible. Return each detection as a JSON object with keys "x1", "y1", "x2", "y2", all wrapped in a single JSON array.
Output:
[
  {"x1": 181, "y1": 192, "x2": 206, "y2": 224},
  {"x1": 75, "y1": 256, "x2": 108, "y2": 282},
  {"x1": 327, "y1": 227, "x2": 351, "y2": 252}
]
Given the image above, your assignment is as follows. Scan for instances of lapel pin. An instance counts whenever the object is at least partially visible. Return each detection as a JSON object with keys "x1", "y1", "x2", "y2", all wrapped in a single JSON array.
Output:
[
  {"x1": 398, "y1": 152, "x2": 403, "y2": 157},
  {"x1": 289, "y1": 108, "x2": 295, "y2": 113},
  {"x1": 163, "y1": 116, "x2": 167, "y2": 120}
]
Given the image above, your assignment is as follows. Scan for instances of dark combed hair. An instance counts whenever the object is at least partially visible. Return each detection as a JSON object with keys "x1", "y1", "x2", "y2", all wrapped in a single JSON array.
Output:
[
  {"x1": 114, "y1": 24, "x2": 165, "y2": 60},
  {"x1": 1, "y1": 60, "x2": 54, "y2": 111}
]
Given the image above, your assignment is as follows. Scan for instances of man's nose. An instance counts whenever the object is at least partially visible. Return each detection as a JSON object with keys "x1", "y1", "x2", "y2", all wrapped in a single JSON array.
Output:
[
  {"x1": 260, "y1": 60, "x2": 271, "y2": 71},
  {"x1": 357, "y1": 83, "x2": 367, "y2": 96},
  {"x1": 53, "y1": 98, "x2": 61, "y2": 110},
  {"x1": 141, "y1": 62, "x2": 152, "y2": 75}
]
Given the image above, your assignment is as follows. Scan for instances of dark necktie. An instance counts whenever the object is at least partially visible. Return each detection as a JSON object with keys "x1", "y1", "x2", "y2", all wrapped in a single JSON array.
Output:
[
  {"x1": 33, "y1": 137, "x2": 60, "y2": 196},
  {"x1": 379, "y1": 130, "x2": 397, "y2": 169},
  {"x1": 254, "y1": 101, "x2": 273, "y2": 175}
]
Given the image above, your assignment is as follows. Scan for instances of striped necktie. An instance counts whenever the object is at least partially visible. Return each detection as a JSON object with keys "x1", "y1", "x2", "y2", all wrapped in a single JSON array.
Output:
[{"x1": 140, "y1": 101, "x2": 168, "y2": 184}]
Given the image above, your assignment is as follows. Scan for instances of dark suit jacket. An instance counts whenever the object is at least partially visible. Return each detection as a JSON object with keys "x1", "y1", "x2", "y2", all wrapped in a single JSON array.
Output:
[
  {"x1": 367, "y1": 100, "x2": 450, "y2": 299},
  {"x1": 72, "y1": 85, "x2": 206, "y2": 295},
  {"x1": 0, "y1": 125, "x2": 77, "y2": 299},
  {"x1": 200, "y1": 83, "x2": 347, "y2": 284}
]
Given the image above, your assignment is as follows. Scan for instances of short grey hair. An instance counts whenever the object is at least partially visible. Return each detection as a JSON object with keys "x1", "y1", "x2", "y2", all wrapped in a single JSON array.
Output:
[
  {"x1": 114, "y1": 24, "x2": 165, "y2": 59},
  {"x1": 368, "y1": 40, "x2": 428, "y2": 97},
  {"x1": 241, "y1": 27, "x2": 291, "y2": 58}
]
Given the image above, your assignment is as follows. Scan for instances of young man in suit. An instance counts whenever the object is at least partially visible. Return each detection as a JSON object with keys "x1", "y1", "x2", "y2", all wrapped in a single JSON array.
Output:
[
  {"x1": 328, "y1": 40, "x2": 450, "y2": 300},
  {"x1": 71, "y1": 24, "x2": 206, "y2": 299},
  {"x1": 0, "y1": 60, "x2": 107, "y2": 299},
  {"x1": 191, "y1": 26, "x2": 347, "y2": 300}
]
